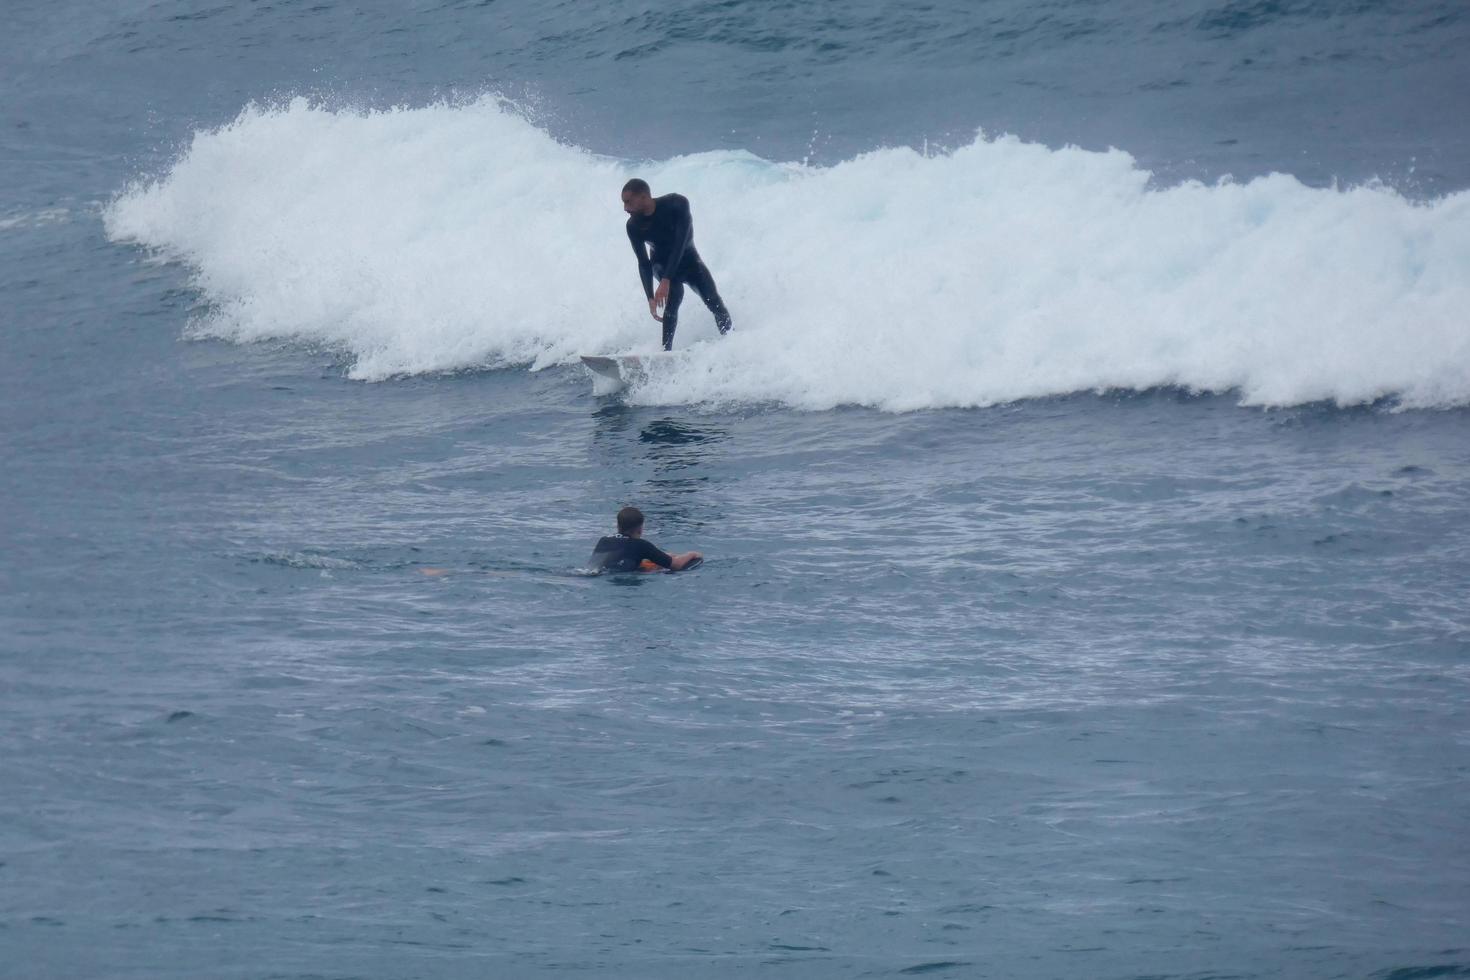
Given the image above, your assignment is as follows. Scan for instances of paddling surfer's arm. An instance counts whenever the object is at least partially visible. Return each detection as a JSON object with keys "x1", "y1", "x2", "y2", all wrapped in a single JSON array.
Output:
[
  {"x1": 636, "y1": 539, "x2": 700, "y2": 572},
  {"x1": 638, "y1": 539, "x2": 674, "y2": 570}
]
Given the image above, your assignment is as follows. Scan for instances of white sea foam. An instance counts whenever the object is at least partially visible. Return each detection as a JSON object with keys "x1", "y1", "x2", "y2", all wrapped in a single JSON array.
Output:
[
  {"x1": 105, "y1": 96, "x2": 1470, "y2": 410},
  {"x1": 1, "y1": 207, "x2": 72, "y2": 231}
]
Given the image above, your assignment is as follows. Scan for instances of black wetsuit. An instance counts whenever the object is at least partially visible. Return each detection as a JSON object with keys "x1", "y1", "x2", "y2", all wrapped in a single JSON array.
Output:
[
  {"x1": 626, "y1": 193, "x2": 734, "y2": 350},
  {"x1": 589, "y1": 534, "x2": 674, "y2": 573}
]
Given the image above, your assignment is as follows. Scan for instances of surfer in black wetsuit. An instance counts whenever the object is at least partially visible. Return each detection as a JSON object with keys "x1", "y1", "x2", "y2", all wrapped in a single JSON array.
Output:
[
  {"x1": 589, "y1": 506, "x2": 702, "y2": 573},
  {"x1": 622, "y1": 178, "x2": 734, "y2": 351}
]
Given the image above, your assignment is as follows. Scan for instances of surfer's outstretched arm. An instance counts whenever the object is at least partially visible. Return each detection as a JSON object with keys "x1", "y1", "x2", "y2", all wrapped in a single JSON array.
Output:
[
  {"x1": 628, "y1": 226, "x2": 661, "y2": 321},
  {"x1": 670, "y1": 551, "x2": 702, "y2": 571},
  {"x1": 634, "y1": 540, "x2": 700, "y2": 572}
]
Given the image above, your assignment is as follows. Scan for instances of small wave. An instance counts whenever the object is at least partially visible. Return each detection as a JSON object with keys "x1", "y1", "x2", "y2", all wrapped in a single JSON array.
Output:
[{"x1": 0, "y1": 207, "x2": 72, "y2": 232}]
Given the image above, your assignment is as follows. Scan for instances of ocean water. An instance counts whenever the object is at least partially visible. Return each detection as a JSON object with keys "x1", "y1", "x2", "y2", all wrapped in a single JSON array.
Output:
[{"x1": 3, "y1": 2, "x2": 1469, "y2": 978}]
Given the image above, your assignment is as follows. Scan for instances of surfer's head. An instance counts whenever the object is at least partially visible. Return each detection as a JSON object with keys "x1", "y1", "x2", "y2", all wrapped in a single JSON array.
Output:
[
  {"x1": 621, "y1": 178, "x2": 654, "y2": 216},
  {"x1": 616, "y1": 506, "x2": 645, "y2": 537}
]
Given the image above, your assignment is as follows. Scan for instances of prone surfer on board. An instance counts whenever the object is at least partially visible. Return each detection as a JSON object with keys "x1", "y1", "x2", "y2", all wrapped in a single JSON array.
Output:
[
  {"x1": 589, "y1": 506, "x2": 702, "y2": 573},
  {"x1": 622, "y1": 178, "x2": 734, "y2": 351}
]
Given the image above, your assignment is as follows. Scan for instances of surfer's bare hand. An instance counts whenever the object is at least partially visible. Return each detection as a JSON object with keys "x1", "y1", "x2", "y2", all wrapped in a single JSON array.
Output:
[
  {"x1": 648, "y1": 297, "x2": 663, "y2": 322},
  {"x1": 653, "y1": 278, "x2": 671, "y2": 308}
]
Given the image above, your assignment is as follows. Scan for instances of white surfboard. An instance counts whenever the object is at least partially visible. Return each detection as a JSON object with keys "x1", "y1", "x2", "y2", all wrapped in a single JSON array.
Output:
[{"x1": 580, "y1": 353, "x2": 683, "y2": 393}]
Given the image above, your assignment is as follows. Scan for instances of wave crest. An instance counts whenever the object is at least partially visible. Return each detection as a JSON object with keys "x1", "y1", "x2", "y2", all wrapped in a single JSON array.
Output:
[{"x1": 106, "y1": 96, "x2": 1470, "y2": 410}]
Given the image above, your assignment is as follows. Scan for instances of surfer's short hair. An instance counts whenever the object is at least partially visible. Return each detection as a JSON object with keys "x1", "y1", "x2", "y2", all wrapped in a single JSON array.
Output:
[
  {"x1": 622, "y1": 178, "x2": 651, "y2": 197},
  {"x1": 617, "y1": 506, "x2": 645, "y2": 534}
]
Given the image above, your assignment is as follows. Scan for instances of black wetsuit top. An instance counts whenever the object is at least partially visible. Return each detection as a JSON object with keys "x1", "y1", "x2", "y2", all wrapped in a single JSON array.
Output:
[
  {"x1": 626, "y1": 193, "x2": 702, "y2": 299},
  {"x1": 589, "y1": 535, "x2": 674, "y2": 573}
]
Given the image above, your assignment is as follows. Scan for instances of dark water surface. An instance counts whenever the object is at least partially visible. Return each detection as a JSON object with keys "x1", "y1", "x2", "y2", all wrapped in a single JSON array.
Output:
[
  {"x1": 7, "y1": 0, "x2": 1470, "y2": 203},
  {"x1": 4, "y1": 2, "x2": 1470, "y2": 978}
]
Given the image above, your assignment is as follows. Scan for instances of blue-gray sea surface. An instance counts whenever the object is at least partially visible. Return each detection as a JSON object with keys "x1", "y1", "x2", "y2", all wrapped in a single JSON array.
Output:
[{"x1": 3, "y1": 2, "x2": 1469, "y2": 978}]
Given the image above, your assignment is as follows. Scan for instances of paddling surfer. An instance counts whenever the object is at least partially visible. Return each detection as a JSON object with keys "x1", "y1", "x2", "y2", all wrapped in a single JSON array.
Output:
[
  {"x1": 589, "y1": 506, "x2": 702, "y2": 573},
  {"x1": 622, "y1": 179, "x2": 734, "y2": 351}
]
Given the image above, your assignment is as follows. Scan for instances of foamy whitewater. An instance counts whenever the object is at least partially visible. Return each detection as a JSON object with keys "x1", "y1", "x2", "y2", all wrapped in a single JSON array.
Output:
[{"x1": 105, "y1": 97, "x2": 1470, "y2": 411}]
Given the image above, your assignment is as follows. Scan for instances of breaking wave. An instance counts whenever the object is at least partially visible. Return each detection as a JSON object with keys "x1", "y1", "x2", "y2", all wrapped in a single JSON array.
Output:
[{"x1": 106, "y1": 96, "x2": 1470, "y2": 410}]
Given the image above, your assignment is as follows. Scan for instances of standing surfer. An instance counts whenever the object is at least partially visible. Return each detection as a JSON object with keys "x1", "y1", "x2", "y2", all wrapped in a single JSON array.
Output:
[{"x1": 622, "y1": 179, "x2": 734, "y2": 351}]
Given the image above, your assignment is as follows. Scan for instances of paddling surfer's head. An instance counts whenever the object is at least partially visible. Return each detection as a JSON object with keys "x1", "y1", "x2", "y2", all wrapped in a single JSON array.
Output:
[
  {"x1": 616, "y1": 506, "x2": 645, "y2": 537},
  {"x1": 621, "y1": 178, "x2": 655, "y2": 216}
]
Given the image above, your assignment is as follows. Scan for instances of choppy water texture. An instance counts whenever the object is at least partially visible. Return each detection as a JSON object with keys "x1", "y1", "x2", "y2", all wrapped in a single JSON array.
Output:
[{"x1": 4, "y1": 2, "x2": 1470, "y2": 978}]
